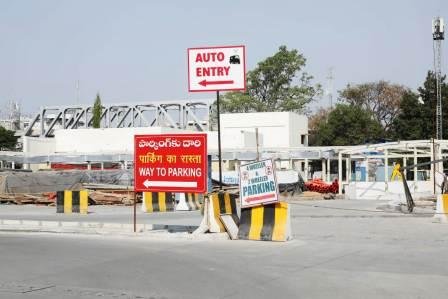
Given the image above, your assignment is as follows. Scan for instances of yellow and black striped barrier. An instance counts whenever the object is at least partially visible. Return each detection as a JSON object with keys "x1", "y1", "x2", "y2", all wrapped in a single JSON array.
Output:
[
  {"x1": 434, "y1": 194, "x2": 448, "y2": 222},
  {"x1": 209, "y1": 191, "x2": 239, "y2": 232},
  {"x1": 176, "y1": 193, "x2": 203, "y2": 211},
  {"x1": 142, "y1": 192, "x2": 176, "y2": 212},
  {"x1": 238, "y1": 202, "x2": 291, "y2": 241},
  {"x1": 56, "y1": 190, "x2": 89, "y2": 214}
]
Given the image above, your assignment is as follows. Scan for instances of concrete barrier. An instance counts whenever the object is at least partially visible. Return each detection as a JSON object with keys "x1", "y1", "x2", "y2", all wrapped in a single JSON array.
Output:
[
  {"x1": 175, "y1": 193, "x2": 203, "y2": 211},
  {"x1": 238, "y1": 202, "x2": 291, "y2": 241},
  {"x1": 56, "y1": 190, "x2": 88, "y2": 214},
  {"x1": 434, "y1": 194, "x2": 448, "y2": 222},
  {"x1": 194, "y1": 191, "x2": 239, "y2": 233},
  {"x1": 142, "y1": 192, "x2": 175, "y2": 212},
  {"x1": 209, "y1": 192, "x2": 238, "y2": 233}
]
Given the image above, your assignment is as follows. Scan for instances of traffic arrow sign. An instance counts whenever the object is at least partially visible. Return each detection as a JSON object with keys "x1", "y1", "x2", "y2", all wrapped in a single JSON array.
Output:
[
  {"x1": 188, "y1": 45, "x2": 246, "y2": 92},
  {"x1": 198, "y1": 79, "x2": 234, "y2": 87},
  {"x1": 143, "y1": 179, "x2": 151, "y2": 188},
  {"x1": 134, "y1": 134, "x2": 207, "y2": 193}
]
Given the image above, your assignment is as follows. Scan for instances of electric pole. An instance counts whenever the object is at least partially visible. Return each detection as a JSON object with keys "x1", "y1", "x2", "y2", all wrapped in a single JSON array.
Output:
[{"x1": 433, "y1": 17, "x2": 444, "y2": 140}]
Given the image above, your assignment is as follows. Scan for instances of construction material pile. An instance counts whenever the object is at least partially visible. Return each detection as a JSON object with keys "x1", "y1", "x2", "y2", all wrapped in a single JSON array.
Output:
[
  {"x1": 0, "y1": 189, "x2": 137, "y2": 206},
  {"x1": 0, "y1": 192, "x2": 56, "y2": 205},
  {"x1": 0, "y1": 170, "x2": 136, "y2": 206},
  {"x1": 304, "y1": 179, "x2": 338, "y2": 194}
]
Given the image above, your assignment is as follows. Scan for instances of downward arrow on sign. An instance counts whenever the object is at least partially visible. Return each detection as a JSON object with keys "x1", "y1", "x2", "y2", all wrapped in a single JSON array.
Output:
[{"x1": 198, "y1": 80, "x2": 234, "y2": 87}]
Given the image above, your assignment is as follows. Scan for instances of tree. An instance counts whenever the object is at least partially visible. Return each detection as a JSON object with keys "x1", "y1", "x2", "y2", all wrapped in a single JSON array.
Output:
[
  {"x1": 219, "y1": 45, "x2": 322, "y2": 113},
  {"x1": 92, "y1": 93, "x2": 102, "y2": 128},
  {"x1": 308, "y1": 107, "x2": 331, "y2": 145},
  {"x1": 339, "y1": 81, "x2": 408, "y2": 133},
  {"x1": 0, "y1": 126, "x2": 18, "y2": 150},
  {"x1": 388, "y1": 91, "x2": 430, "y2": 140},
  {"x1": 389, "y1": 71, "x2": 448, "y2": 140},
  {"x1": 312, "y1": 104, "x2": 384, "y2": 146}
]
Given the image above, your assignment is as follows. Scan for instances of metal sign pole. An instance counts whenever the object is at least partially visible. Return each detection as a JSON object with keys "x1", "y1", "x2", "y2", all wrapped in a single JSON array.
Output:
[
  {"x1": 217, "y1": 90, "x2": 223, "y2": 190},
  {"x1": 133, "y1": 190, "x2": 136, "y2": 233},
  {"x1": 130, "y1": 167, "x2": 137, "y2": 233}
]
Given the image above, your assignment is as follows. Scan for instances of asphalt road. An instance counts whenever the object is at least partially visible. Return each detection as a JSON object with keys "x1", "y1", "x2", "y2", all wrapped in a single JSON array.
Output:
[{"x1": 1, "y1": 200, "x2": 448, "y2": 298}]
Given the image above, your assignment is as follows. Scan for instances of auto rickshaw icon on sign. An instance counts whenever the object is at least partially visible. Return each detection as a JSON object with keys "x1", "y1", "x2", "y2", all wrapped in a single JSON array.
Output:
[{"x1": 229, "y1": 55, "x2": 240, "y2": 64}]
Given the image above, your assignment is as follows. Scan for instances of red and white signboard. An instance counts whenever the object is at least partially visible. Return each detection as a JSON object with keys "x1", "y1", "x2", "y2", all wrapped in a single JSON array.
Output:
[
  {"x1": 134, "y1": 134, "x2": 207, "y2": 193},
  {"x1": 188, "y1": 45, "x2": 246, "y2": 92}
]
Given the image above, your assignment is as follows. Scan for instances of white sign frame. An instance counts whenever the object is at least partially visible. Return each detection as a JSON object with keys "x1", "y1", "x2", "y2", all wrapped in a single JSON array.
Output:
[
  {"x1": 188, "y1": 45, "x2": 246, "y2": 92},
  {"x1": 239, "y1": 159, "x2": 279, "y2": 208}
]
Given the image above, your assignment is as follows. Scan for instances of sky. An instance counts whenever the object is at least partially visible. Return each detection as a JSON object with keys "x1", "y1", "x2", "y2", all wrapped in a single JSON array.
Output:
[{"x1": 0, "y1": 0, "x2": 447, "y2": 115}]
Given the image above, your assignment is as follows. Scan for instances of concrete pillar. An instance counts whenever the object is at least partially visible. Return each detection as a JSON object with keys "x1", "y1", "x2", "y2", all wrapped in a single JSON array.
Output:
[
  {"x1": 414, "y1": 147, "x2": 418, "y2": 182},
  {"x1": 349, "y1": 158, "x2": 353, "y2": 182},
  {"x1": 384, "y1": 149, "x2": 388, "y2": 182},
  {"x1": 430, "y1": 141, "x2": 434, "y2": 193},
  {"x1": 338, "y1": 153, "x2": 343, "y2": 194},
  {"x1": 101, "y1": 162, "x2": 104, "y2": 170},
  {"x1": 87, "y1": 162, "x2": 91, "y2": 170},
  {"x1": 304, "y1": 159, "x2": 309, "y2": 181},
  {"x1": 11, "y1": 161, "x2": 15, "y2": 170},
  {"x1": 321, "y1": 159, "x2": 326, "y2": 180},
  {"x1": 403, "y1": 157, "x2": 407, "y2": 179},
  {"x1": 365, "y1": 158, "x2": 369, "y2": 182},
  {"x1": 346, "y1": 158, "x2": 350, "y2": 183},
  {"x1": 327, "y1": 158, "x2": 331, "y2": 182}
]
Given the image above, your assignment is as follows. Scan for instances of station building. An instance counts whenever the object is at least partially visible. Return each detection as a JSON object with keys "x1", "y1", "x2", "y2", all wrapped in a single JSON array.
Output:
[{"x1": 0, "y1": 100, "x2": 446, "y2": 200}]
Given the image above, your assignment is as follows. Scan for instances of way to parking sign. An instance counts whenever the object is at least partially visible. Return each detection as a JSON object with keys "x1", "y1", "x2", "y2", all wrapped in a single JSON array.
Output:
[
  {"x1": 188, "y1": 45, "x2": 246, "y2": 92},
  {"x1": 134, "y1": 134, "x2": 207, "y2": 193}
]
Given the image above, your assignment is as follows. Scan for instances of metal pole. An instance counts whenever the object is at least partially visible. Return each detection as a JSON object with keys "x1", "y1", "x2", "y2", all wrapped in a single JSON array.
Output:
[
  {"x1": 217, "y1": 91, "x2": 223, "y2": 190},
  {"x1": 432, "y1": 138, "x2": 436, "y2": 194},
  {"x1": 133, "y1": 191, "x2": 136, "y2": 232}
]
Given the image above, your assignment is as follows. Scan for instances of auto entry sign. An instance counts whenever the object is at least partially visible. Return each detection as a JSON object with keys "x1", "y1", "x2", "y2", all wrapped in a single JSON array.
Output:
[
  {"x1": 134, "y1": 134, "x2": 207, "y2": 193},
  {"x1": 188, "y1": 45, "x2": 246, "y2": 92}
]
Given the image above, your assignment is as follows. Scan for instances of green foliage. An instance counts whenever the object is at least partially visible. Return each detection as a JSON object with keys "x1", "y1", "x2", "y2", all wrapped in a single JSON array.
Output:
[
  {"x1": 339, "y1": 81, "x2": 408, "y2": 133},
  {"x1": 0, "y1": 126, "x2": 18, "y2": 150},
  {"x1": 312, "y1": 104, "x2": 384, "y2": 146},
  {"x1": 92, "y1": 93, "x2": 102, "y2": 128},
  {"x1": 219, "y1": 45, "x2": 322, "y2": 113},
  {"x1": 388, "y1": 92, "x2": 430, "y2": 140},
  {"x1": 389, "y1": 71, "x2": 448, "y2": 140}
]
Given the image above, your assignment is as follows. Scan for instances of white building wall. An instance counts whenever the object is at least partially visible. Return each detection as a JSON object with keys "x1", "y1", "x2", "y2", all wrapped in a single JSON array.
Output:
[
  {"x1": 54, "y1": 127, "x2": 181, "y2": 153},
  {"x1": 289, "y1": 113, "x2": 308, "y2": 146},
  {"x1": 22, "y1": 136, "x2": 56, "y2": 155},
  {"x1": 22, "y1": 112, "x2": 308, "y2": 162},
  {"x1": 207, "y1": 130, "x2": 259, "y2": 151},
  {"x1": 24, "y1": 127, "x2": 259, "y2": 156},
  {"x1": 220, "y1": 112, "x2": 307, "y2": 149}
]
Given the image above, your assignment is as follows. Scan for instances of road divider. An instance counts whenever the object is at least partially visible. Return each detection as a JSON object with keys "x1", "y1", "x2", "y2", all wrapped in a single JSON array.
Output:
[
  {"x1": 175, "y1": 193, "x2": 203, "y2": 211},
  {"x1": 434, "y1": 194, "x2": 448, "y2": 222},
  {"x1": 56, "y1": 190, "x2": 88, "y2": 214},
  {"x1": 238, "y1": 202, "x2": 291, "y2": 241},
  {"x1": 194, "y1": 191, "x2": 239, "y2": 233},
  {"x1": 142, "y1": 192, "x2": 176, "y2": 212}
]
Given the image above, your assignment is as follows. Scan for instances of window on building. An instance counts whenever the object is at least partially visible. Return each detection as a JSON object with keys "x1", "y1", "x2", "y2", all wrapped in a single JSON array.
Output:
[{"x1": 301, "y1": 135, "x2": 306, "y2": 145}]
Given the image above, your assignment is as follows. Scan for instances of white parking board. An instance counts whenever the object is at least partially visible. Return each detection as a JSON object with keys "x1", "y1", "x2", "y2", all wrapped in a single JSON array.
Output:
[
  {"x1": 239, "y1": 159, "x2": 279, "y2": 208},
  {"x1": 188, "y1": 45, "x2": 246, "y2": 92}
]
